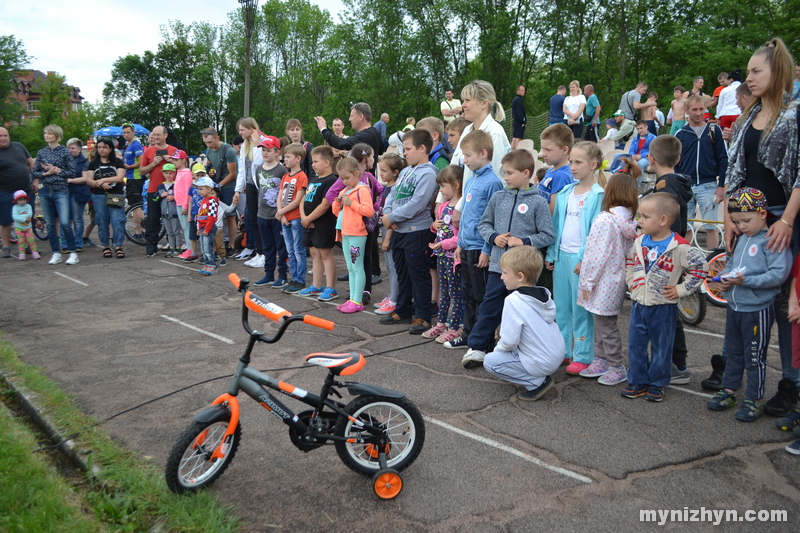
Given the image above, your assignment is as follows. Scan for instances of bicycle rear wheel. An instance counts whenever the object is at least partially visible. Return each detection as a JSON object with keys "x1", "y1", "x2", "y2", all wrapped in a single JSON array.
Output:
[
  {"x1": 704, "y1": 250, "x2": 728, "y2": 307},
  {"x1": 165, "y1": 419, "x2": 241, "y2": 494},
  {"x1": 678, "y1": 290, "x2": 706, "y2": 326},
  {"x1": 32, "y1": 215, "x2": 48, "y2": 241}
]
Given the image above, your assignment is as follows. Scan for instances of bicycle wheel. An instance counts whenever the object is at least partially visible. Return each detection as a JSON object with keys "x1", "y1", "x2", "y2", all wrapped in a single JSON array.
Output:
[
  {"x1": 335, "y1": 395, "x2": 424, "y2": 476},
  {"x1": 165, "y1": 419, "x2": 241, "y2": 494},
  {"x1": 704, "y1": 250, "x2": 728, "y2": 307},
  {"x1": 125, "y1": 203, "x2": 147, "y2": 245},
  {"x1": 678, "y1": 290, "x2": 706, "y2": 326},
  {"x1": 32, "y1": 215, "x2": 48, "y2": 241}
]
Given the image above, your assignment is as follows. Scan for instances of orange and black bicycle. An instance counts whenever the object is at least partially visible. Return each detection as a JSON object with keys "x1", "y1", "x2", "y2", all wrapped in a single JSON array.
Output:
[{"x1": 165, "y1": 273, "x2": 425, "y2": 500}]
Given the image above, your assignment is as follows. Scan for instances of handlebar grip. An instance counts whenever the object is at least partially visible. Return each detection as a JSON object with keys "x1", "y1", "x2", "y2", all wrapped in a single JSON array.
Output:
[
  {"x1": 245, "y1": 291, "x2": 291, "y2": 322},
  {"x1": 303, "y1": 315, "x2": 335, "y2": 331},
  {"x1": 228, "y1": 273, "x2": 241, "y2": 288}
]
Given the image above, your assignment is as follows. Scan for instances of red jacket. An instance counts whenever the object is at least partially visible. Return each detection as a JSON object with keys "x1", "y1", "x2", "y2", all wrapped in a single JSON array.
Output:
[{"x1": 196, "y1": 196, "x2": 219, "y2": 234}]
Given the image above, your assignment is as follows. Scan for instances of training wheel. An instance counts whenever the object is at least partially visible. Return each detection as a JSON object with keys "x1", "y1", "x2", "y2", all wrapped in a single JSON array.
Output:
[{"x1": 372, "y1": 468, "x2": 403, "y2": 500}]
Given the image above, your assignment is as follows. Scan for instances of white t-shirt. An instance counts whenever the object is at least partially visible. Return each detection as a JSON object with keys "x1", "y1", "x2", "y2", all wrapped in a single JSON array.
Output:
[
  {"x1": 560, "y1": 190, "x2": 589, "y2": 254},
  {"x1": 602, "y1": 127, "x2": 619, "y2": 141},
  {"x1": 717, "y1": 81, "x2": 741, "y2": 117},
  {"x1": 440, "y1": 98, "x2": 462, "y2": 123},
  {"x1": 563, "y1": 95, "x2": 587, "y2": 120}
]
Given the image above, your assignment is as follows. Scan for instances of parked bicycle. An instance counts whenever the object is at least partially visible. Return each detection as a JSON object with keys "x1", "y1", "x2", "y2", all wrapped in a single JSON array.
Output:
[{"x1": 165, "y1": 273, "x2": 425, "y2": 500}]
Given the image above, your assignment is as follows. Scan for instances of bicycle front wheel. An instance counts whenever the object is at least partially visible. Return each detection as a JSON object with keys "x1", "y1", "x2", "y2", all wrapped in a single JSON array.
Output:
[
  {"x1": 335, "y1": 395, "x2": 425, "y2": 476},
  {"x1": 704, "y1": 250, "x2": 728, "y2": 307},
  {"x1": 165, "y1": 419, "x2": 241, "y2": 494}
]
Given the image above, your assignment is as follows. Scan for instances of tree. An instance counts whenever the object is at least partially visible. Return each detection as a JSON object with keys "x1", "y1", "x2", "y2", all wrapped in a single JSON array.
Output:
[{"x1": 0, "y1": 35, "x2": 31, "y2": 125}]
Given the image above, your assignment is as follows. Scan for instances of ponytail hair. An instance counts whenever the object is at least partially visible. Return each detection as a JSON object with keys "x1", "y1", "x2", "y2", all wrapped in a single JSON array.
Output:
[
  {"x1": 738, "y1": 37, "x2": 795, "y2": 139},
  {"x1": 461, "y1": 80, "x2": 505, "y2": 122},
  {"x1": 573, "y1": 141, "x2": 606, "y2": 187},
  {"x1": 349, "y1": 142, "x2": 373, "y2": 166}
]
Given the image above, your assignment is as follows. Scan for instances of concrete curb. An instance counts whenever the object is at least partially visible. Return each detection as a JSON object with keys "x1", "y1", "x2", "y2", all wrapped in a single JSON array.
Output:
[{"x1": 1, "y1": 370, "x2": 98, "y2": 477}]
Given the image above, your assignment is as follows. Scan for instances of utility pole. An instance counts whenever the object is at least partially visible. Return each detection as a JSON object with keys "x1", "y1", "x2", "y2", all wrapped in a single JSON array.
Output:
[{"x1": 239, "y1": 0, "x2": 258, "y2": 117}]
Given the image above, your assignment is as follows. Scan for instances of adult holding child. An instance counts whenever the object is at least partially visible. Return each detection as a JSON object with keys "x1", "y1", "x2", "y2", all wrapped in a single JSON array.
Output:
[
  {"x1": 32, "y1": 124, "x2": 78, "y2": 265},
  {"x1": 722, "y1": 37, "x2": 800, "y2": 419},
  {"x1": 562, "y1": 80, "x2": 586, "y2": 138}
]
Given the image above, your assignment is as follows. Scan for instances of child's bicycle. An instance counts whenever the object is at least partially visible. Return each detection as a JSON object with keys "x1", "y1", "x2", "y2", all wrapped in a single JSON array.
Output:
[{"x1": 164, "y1": 273, "x2": 425, "y2": 500}]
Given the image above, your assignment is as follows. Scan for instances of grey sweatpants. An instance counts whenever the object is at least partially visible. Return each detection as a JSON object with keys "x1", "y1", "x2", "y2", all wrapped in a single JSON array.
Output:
[
  {"x1": 594, "y1": 314, "x2": 624, "y2": 368},
  {"x1": 162, "y1": 216, "x2": 184, "y2": 249}
]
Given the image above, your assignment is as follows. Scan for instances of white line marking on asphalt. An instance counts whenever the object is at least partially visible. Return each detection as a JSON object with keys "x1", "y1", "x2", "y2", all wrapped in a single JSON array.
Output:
[
  {"x1": 424, "y1": 416, "x2": 593, "y2": 484},
  {"x1": 53, "y1": 271, "x2": 88, "y2": 287},
  {"x1": 684, "y1": 326, "x2": 778, "y2": 350},
  {"x1": 160, "y1": 315, "x2": 235, "y2": 345},
  {"x1": 671, "y1": 387, "x2": 714, "y2": 399},
  {"x1": 158, "y1": 260, "x2": 200, "y2": 272}
]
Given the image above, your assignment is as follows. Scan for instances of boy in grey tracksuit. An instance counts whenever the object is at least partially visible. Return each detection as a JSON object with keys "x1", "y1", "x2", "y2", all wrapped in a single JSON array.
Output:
[
  {"x1": 707, "y1": 188, "x2": 792, "y2": 421},
  {"x1": 461, "y1": 168, "x2": 554, "y2": 368}
]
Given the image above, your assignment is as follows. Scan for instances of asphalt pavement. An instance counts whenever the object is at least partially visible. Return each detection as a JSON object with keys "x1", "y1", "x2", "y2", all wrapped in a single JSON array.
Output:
[{"x1": 1, "y1": 236, "x2": 798, "y2": 532}]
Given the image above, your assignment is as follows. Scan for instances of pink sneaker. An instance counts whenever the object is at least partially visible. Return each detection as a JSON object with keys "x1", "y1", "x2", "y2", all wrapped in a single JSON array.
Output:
[
  {"x1": 374, "y1": 300, "x2": 396, "y2": 315},
  {"x1": 374, "y1": 296, "x2": 390, "y2": 309},
  {"x1": 31, "y1": 252, "x2": 40, "y2": 260},
  {"x1": 18, "y1": 254, "x2": 25, "y2": 260},
  {"x1": 435, "y1": 328, "x2": 461, "y2": 344},
  {"x1": 422, "y1": 324, "x2": 446, "y2": 339},
  {"x1": 565, "y1": 361, "x2": 590, "y2": 375},
  {"x1": 338, "y1": 300, "x2": 364, "y2": 314},
  {"x1": 178, "y1": 249, "x2": 193, "y2": 259},
  {"x1": 579, "y1": 358, "x2": 609, "y2": 378}
]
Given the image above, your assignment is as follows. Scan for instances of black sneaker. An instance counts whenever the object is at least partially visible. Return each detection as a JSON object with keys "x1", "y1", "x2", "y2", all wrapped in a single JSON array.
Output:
[
  {"x1": 444, "y1": 336, "x2": 468, "y2": 349},
  {"x1": 701, "y1": 354, "x2": 725, "y2": 391},
  {"x1": 764, "y1": 378, "x2": 798, "y2": 417},
  {"x1": 408, "y1": 318, "x2": 430, "y2": 335},
  {"x1": 337, "y1": 273, "x2": 349, "y2": 281},
  {"x1": 362, "y1": 291, "x2": 371, "y2": 306},
  {"x1": 371, "y1": 275, "x2": 383, "y2": 285},
  {"x1": 379, "y1": 313, "x2": 412, "y2": 325},
  {"x1": 519, "y1": 376, "x2": 553, "y2": 402}
]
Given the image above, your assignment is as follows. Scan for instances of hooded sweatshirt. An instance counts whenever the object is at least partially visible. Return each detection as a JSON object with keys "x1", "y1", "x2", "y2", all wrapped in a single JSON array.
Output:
[
  {"x1": 478, "y1": 186, "x2": 554, "y2": 273},
  {"x1": 495, "y1": 286, "x2": 565, "y2": 378},
  {"x1": 675, "y1": 122, "x2": 728, "y2": 186},
  {"x1": 578, "y1": 206, "x2": 639, "y2": 315},
  {"x1": 458, "y1": 164, "x2": 505, "y2": 251},
  {"x1": 721, "y1": 228, "x2": 792, "y2": 312},
  {"x1": 655, "y1": 173, "x2": 693, "y2": 236},
  {"x1": 384, "y1": 162, "x2": 438, "y2": 233}
]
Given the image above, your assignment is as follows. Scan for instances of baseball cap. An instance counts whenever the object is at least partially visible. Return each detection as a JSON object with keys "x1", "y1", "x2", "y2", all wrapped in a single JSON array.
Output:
[
  {"x1": 728, "y1": 187, "x2": 768, "y2": 212},
  {"x1": 192, "y1": 163, "x2": 207, "y2": 174},
  {"x1": 195, "y1": 176, "x2": 214, "y2": 188},
  {"x1": 170, "y1": 149, "x2": 187, "y2": 160},
  {"x1": 258, "y1": 136, "x2": 280, "y2": 150},
  {"x1": 162, "y1": 163, "x2": 176, "y2": 172},
  {"x1": 13, "y1": 190, "x2": 28, "y2": 202},
  {"x1": 612, "y1": 109, "x2": 625, "y2": 117}
]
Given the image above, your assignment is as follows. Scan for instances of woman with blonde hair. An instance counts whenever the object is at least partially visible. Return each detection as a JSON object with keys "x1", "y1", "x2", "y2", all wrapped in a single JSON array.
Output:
[
  {"x1": 563, "y1": 80, "x2": 586, "y2": 138},
  {"x1": 233, "y1": 117, "x2": 268, "y2": 266}
]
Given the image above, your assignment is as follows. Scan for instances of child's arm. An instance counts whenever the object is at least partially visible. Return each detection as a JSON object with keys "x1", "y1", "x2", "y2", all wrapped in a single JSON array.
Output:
[
  {"x1": 578, "y1": 216, "x2": 612, "y2": 292},
  {"x1": 494, "y1": 304, "x2": 521, "y2": 354},
  {"x1": 352, "y1": 186, "x2": 375, "y2": 217},
  {"x1": 278, "y1": 186, "x2": 305, "y2": 216},
  {"x1": 738, "y1": 247, "x2": 793, "y2": 290},
  {"x1": 305, "y1": 198, "x2": 331, "y2": 224},
  {"x1": 672, "y1": 245, "x2": 709, "y2": 298},
  {"x1": 382, "y1": 228, "x2": 393, "y2": 252},
  {"x1": 477, "y1": 196, "x2": 500, "y2": 248},
  {"x1": 625, "y1": 241, "x2": 638, "y2": 290}
]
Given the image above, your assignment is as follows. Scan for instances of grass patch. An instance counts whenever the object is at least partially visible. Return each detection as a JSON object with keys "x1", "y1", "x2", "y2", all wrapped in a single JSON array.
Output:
[{"x1": 0, "y1": 338, "x2": 243, "y2": 532}]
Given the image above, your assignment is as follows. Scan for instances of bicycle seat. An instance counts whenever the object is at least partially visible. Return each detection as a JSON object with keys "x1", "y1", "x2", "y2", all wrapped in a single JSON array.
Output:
[{"x1": 305, "y1": 352, "x2": 365, "y2": 376}]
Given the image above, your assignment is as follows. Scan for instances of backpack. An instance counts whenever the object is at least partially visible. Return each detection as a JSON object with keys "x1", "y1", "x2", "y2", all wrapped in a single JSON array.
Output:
[
  {"x1": 355, "y1": 188, "x2": 378, "y2": 233},
  {"x1": 429, "y1": 143, "x2": 450, "y2": 166}
]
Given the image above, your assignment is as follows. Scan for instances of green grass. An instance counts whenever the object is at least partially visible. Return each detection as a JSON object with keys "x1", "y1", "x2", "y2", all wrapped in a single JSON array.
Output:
[{"x1": 0, "y1": 339, "x2": 243, "y2": 532}]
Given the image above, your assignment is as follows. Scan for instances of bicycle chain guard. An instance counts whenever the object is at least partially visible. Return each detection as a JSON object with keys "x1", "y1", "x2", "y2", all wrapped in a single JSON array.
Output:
[{"x1": 288, "y1": 410, "x2": 339, "y2": 452}]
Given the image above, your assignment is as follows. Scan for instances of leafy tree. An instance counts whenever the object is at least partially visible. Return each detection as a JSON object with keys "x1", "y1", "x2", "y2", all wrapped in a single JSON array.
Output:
[{"x1": 0, "y1": 35, "x2": 31, "y2": 125}]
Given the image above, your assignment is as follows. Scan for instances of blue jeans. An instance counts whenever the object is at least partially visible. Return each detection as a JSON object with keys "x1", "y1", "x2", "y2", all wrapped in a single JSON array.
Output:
[
  {"x1": 200, "y1": 227, "x2": 217, "y2": 267},
  {"x1": 686, "y1": 181, "x2": 720, "y2": 233},
  {"x1": 257, "y1": 217, "x2": 288, "y2": 280},
  {"x1": 628, "y1": 303, "x2": 677, "y2": 388},
  {"x1": 60, "y1": 196, "x2": 87, "y2": 250},
  {"x1": 282, "y1": 218, "x2": 306, "y2": 284},
  {"x1": 468, "y1": 271, "x2": 508, "y2": 352},
  {"x1": 39, "y1": 186, "x2": 75, "y2": 253},
  {"x1": 92, "y1": 194, "x2": 126, "y2": 247}
]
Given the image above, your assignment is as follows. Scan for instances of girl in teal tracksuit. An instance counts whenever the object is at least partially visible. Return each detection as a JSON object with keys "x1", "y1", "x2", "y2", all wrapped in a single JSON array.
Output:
[{"x1": 545, "y1": 142, "x2": 605, "y2": 375}]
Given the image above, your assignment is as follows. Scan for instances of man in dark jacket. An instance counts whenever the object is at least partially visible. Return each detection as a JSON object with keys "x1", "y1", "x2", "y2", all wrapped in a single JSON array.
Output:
[
  {"x1": 675, "y1": 94, "x2": 728, "y2": 250},
  {"x1": 315, "y1": 103, "x2": 382, "y2": 175},
  {"x1": 511, "y1": 85, "x2": 526, "y2": 150}
]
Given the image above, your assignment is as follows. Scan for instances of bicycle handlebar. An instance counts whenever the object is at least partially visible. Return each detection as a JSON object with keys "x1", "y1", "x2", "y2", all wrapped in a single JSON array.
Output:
[{"x1": 303, "y1": 315, "x2": 335, "y2": 331}]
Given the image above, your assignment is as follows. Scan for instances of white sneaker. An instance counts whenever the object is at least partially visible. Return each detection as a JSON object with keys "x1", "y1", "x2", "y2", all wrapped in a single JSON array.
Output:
[
  {"x1": 244, "y1": 254, "x2": 265, "y2": 268},
  {"x1": 65, "y1": 252, "x2": 79, "y2": 265},
  {"x1": 235, "y1": 248, "x2": 254, "y2": 260},
  {"x1": 48, "y1": 253, "x2": 62, "y2": 265},
  {"x1": 461, "y1": 348, "x2": 486, "y2": 369}
]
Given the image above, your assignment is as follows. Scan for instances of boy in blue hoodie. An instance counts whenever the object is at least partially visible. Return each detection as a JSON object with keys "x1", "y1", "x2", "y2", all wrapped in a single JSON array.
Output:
[
  {"x1": 462, "y1": 149, "x2": 554, "y2": 369},
  {"x1": 445, "y1": 130, "x2": 504, "y2": 350},
  {"x1": 380, "y1": 129, "x2": 440, "y2": 334},
  {"x1": 707, "y1": 188, "x2": 792, "y2": 421}
]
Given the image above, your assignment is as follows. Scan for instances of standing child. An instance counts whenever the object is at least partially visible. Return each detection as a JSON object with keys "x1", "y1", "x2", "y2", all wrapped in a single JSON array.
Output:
[
  {"x1": 12, "y1": 191, "x2": 39, "y2": 260},
  {"x1": 537, "y1": 124, "x2": 574, "y2": 214},
  {"x1": 417, "y1": 117, "x2": 451, "y2": 171},
  {"x1": 624, "y1": 193, "x2": 708, "y2": 402},
  {"x1": 545, "y1": 141, "x2": 605, "y2": 375},
  {"x1": 275, "y1": 143, "x2": 309, "y2": 293},
  {"x1": 297, "y1": 146, "x2": 338, "y2": 301},
  {"x1": 578, "y1": 173, "x2": 639, "y2": 385},
  {"x1": 482, "y1": 246, "x2": 565, "y2": 401},
  {"x1": 331, "y1": 157, "x2": 375, "y2": 313},
  {"x1": 252, "y1": 136, "x2": 289, "y2": 288},
  {"x1": 445, "y1": 117, "x2": 470, "y2": 154},
  {"x1": 423, "y1": 166, "x2": 463, "y2": 343},
  {"x1": 195, "y1": 176, "x2": 219, "y2": 275},
  {"x1": 707, "y1": 188, "x2": 791, "y2": 420},
  {"x1": 175, "y1": 159, "x2": 195, "y2": 258},
  {"x1": 375, "y1": 153, "x2": 407, "y2": 315},
  {"x1": 157, "y1": 163, "x2": 183, "y2": 257},
  {"x1": 464, "y1": 149, "x2": 554, "y2": 368},
  {"x1": 183, "y1": 165, "x2": 207, "y2": 263}
]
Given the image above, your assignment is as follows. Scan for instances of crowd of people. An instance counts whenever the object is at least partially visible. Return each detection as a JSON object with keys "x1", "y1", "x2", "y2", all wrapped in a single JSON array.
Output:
[{"x1": 2, "y1": 38, "x2": 800, "y2": 454}]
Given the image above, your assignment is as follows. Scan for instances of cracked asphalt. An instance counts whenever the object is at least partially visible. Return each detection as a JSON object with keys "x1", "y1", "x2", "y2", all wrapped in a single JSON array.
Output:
[{"x1": 1, "y1": 239, "x2": 798, "y2": 532}]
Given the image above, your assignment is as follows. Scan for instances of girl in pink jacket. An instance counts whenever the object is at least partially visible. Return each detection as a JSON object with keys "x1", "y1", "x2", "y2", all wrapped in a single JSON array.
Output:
[{"x1": 577, "y1": 173, "x2": 639, "y2": 385}]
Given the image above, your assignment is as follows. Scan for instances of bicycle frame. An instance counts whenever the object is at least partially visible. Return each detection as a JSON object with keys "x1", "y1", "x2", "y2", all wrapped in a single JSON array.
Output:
[{"x1": 200, "y1": 274, "x2": 392, "y2": 458}]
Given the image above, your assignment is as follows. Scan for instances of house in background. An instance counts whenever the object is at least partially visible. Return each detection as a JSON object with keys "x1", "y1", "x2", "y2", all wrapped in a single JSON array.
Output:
[{"x1": 11, "y1": 70, "x2": 84, "y2": 123}]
